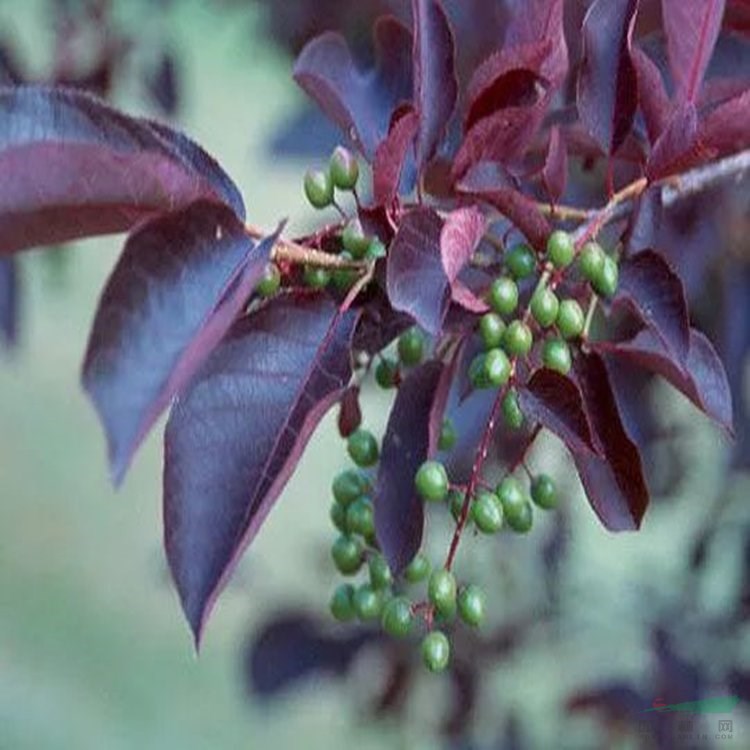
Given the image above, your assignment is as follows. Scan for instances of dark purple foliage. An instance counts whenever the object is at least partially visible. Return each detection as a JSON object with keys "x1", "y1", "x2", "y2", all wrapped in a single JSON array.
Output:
[
  {"x1": 541, "y1": 126, "x2": 567, "y2": 203},
  {"x1": 440, "y1": 206, "x2": 487, "y2": 311},
  {"x1": 622, "y1": 187, "x2": 663, "y2": 256},
  {"x1": 632, "y1": 46, "x2": 671, "y2": 144},
  {"x1": 163, "y1": 295, "x2": 357, "y2": 645},
  {"x1": 646, "y1": 102, "x2": 710, "y2": 180},
  {"x1": 700, "y1": 89, "x2": 750, "y2": 155},
  {"x1": 337, "y1": 385, "x2": 363, "y2": 438},
  {"x1": 0, "y1": 256, "x2": 18, "y2": 347},
  {"x1": 373, "y1": 106, "x2": 419, "y2": 205}
]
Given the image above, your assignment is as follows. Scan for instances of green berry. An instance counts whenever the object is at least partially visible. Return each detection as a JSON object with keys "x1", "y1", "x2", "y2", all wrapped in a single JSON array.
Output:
[
  {"x1": 547, "y1": 230, "x2": 575, "y2": 268},
  {"x1": 531, "y1": 287, "x2": 560, "y2": 328},
  {"x1": 331, "y1": 535, "x2": 363, "y2": 575},
  {"x1": 304, "y1": 168, "x2": 334, "y2": 209},
  {"x1": 428, "y1": 569, "x2": 457, "y2": 617},
  {"x1": 415, "y1": 460, "x2": 449, "y2": 502},
  {"x1": 398, "y1": 327, "x2": 425, "y2": 366},
  {"x1": 256, "y1": 263, "x2": 281, "y2": 297},
  {"x1": 438, "y1": 419, "x2": 457, "y2": 451},
  {"x1": 381, "y1": 596, "x2": 413, "y2": 637},
  {"x1": 479, "y1": 312, "x2": 506, "y2": 350},
  {"x1": 488, "y1": 277, "x2": 519, "y2": 316},
  {"x1": 330, "y1": 584, "x2": 356, "y2": 622},
  {"x1": 497, "y1": 477, "x2": 533, "y2": 533},
  {"x1": 375, "y1": 357, "x2": 399, "y2": 389},
  {"x1": 346, "y1": 497, "x2": 374, "y2": 537},
  {"x1": 502, "y1": 389, "x2": 524, "y2": 430},
  {"x1": 458, "y1": 584, "x2": 486, "y2": 627},
  {"x1": 503, "y1": 320, "x2": 533, "y2": 357},
  {"x1": 366, "y1": 239, "x2": 387, "y2": 259},
  {"x1": 303, "y1": 265, "x2": 330, "y2": 289},
  {"x1": 592, "y1": 255, "x2": 619, "y2": 298},
  {"x1": 421, "y1": 631, "x2": 450, "y2": 672},
  {"x1": 331, "y1": 251, "x2": 358, "y2": 290},
  {"x1": 484, "y1": 348, "x2": 512, "y2": 387},
  {"x1": 347, "y1": 429, "x2": 379, "y2": 467},
  {"x1": 353, "y1": 584, "x2": 383, "y2": 621},
  {"x1": 469, "y1": 353, "x2": 489, "y2": 388},
  {"x1": 531, "y1": 473, "x2": 557, "y2": 510},
  {"x1": 578, "y1": 241, "x2": 605, "y2": 281},
  {"x1": 329, "y1": 146, "x2": 359, "y2": 190},
  {"x1": 505, "y1": 498, "x2": 533, "y2": 533},
  {"x1": 556, "y1": 299, "x2": 585, "y2": 339},
  {"x1": 471, "y1": 490, "x2": 503, "y2": 534},
  {"x1": 332, "y1": 469, "x2": 368, "y2": 507},
  {"x1": 542, "y1": 338, "x2": 572, "y2": 375},
  {"x1": 404, "y1": 552, "x2": 431, "y2": 583},
  {"x1": 330, "y1": 501, "x2": 347, "y2": 532},
  {"x1": 505, "y1": 243, "x2": 536, "y2": 279},
  {"x1": 368, "y1": 553, "x2": 393, "y2": 590},
  {"x1": 342, "y1": 219, "x2": 371, "y2": 259}
]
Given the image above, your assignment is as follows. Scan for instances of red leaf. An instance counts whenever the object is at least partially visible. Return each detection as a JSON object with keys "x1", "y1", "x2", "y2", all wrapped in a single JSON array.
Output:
[
  {"x1": 440, "y1": 206, "x2": 488, "y2": 312},
  {"x1": 632, "y1": 46, "x2": 671, "y2": 144},
  {"x1": 337, "y1": 385, "x2": 362, "y2": 438},
  {"x1": 373, "y1": 107, "x2": 419, "y2": 206},
  {"x1": 700, "y1": 89, "x2": 750, "y2": 156},
  {"x1": 541, "y1": 126, "x2": 567, "y2": 204}
]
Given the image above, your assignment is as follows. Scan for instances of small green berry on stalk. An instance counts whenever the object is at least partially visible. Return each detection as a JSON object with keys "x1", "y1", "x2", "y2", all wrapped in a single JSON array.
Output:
[
  {"x1": 484, "y1": 348, "x2": 512, "y2": 387},
  {"x1": 578, "y1": 241, "x2": 605, "y2": 281},
  {"x1": 556, "y1": 299, "x2": 585, "y2": 339},
  {"x1": 505, "y1": 499, "x2": 533, "y2": 533},
  {"x1": 398, "y1": 327, "x2": 425, "y2": 366},
  {"x1": 502, "y1": 389, "x2": 524, "y2": 430},
  {"x1": 592, "y1": 255, "x2": 619, "y2": 298},
  {"x1": 346, "y1": 497, "x2": 374, "y2": 537},
  {"x1": 256, "y1": 263, "x2": 281, "y2": 297},
  {"x1": 332, "y1": 469, "x2": 367, "y2": 507},
  {"x1": 331, "y1": 535, "x2": 363, "y2": 575},
  {"x1": 438, "y1": 418, "x2": 457, "y2": 451},
  {"x1": 331, "y1": 252, "x2": 358, "y2": 290},
  {"x1": 369, "y1": 553, "x2": 393, "y2": 590},
  {"x1": 505, "y1": 243, "x2": 536, "y2": 279},
  {"x1": 547, "y1": 229, "x2": 575, "y2": 268},
  {"x1": 303, "y1": 265, "x2": 330, "y2": 289},
  {"x1": 353, "y1": 584, "x2": 383, "y2": 621},
  {"x1": 415, "y1": 460, "x2": 449, "y2": 502},
  {"x1": 347, "y1": 428, "x2": 379, "y2": 467},
  {"x1": 531, "y1": 474, "x2": 558, "y2": 510},
  {"x1": 329, "y1": 146, "x2": 359, "y2": 190},
  {"x1": 342, "y1": 218, "x2": 371, "y2": 259},
  {"x1": 404, "y1": 552, "x2": 431, "y2": 583},
  {"x1": 488, "y1": 276, "x2": 519, "y2": 316},
  {"x1": 375, "y1": 357, "x2": 399, "y2": 389},
  {"x1": 471, "y1": 490, "x2": 503, "y2": 534},
  {"x1": 479, "y1": 312, "x2": 506, "y2": 350},
  {"x1": 366, "y1": 239, "x2": 387, "y2": 259},
  {"x1": 542, "y1": 338, "x2": 572, "y2": 375},
  {"x1": 381, "y1": 596, "x2": 413, "y2": 637},
  {"x1": 497, "y1": 477, "x2": 534, "y2": 533},
  {"x1": 428, "y1": 569, "x2": 457, "y2": 617},
  {"x1": 304, "y1": 168, "x2": 334, "y2": 209},
  {"x1": 330, "y1": 501, "x2": 347, "y2": 532},
  {"x1": 421, "y1": 631, "x2": 451, "y2": 672},
  {"x1": 503, "y1": 319, "x2": 533, "y2": 357},
  {"x1": 531, "y1": 286, "x2": 560, "y2": 328},
  {"x1": 330, "y1": 584, "x2": 356, "y2": 622},
  {"x1": 458, "y1": 584, "x2": 487, "y2": 627}
]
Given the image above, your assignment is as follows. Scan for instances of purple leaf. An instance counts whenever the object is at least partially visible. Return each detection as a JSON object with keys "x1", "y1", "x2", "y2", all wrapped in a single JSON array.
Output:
[
  {"x1": 541, "y1": 126, "x2": 567, "y2": 203},
  {"x1": 164, "y1": 294, "x2": 357, "y2": 645},
  {"x1": 428, "y1": 343, "x2": 463, "y2": 455},
  {"x1": 572, "y1": 352, "x2": 650, "y2": 531},
  {"x1": 632, "y1": 46, "x2": 671, "y2": 144},
  {"x1": 440, "y1": 206, "x2": 488, "y2": 312},
  {"x1": 83, "y1": 202, "x2": 280, "y2": 485},
  {"x1": 663, "y1": 0, "x2": 726, "y2": 103},
  {"x1": 614, "y1": 249, "x2": 690, "y2": 363},
  {"x1": 0, "y1": 86, "x2": 244, "y2": 254},
  {"x1": 373, "y1": 106, "x2": 419, "y2": 206},
  {"x1": 623, "y1": 186, "x2": 662, "y2": 256},
  {"x1": 518, "y1": 369, "x2": 599, "y2": 456},
  {"x1": 375, "y1": 360, "x2": 445, "y2": 573},
  {"x1": 293, "y1": 18, "x2": 413, "y2": 161},
  {"x1": 386, "y1": 207, "x2": 449, "y2": 335},
  {"x1": 412, "y1": 0, "x2": 458, "y2": 172},
  {"x1": 0, "y1": 256, "x2": 18, "y2": 348},
  {"x1": 337, "y1": 385, "x2": 362, "y2": 438},
  {"x1": 700, "y1": 89, "x2": 750, "y2": 156},
  {"x1": 577, "y1": 0, "x2": 639, "y2": 155},
  {"x1": 597, "y1": 327, "x2": 734, "y2": 434}
]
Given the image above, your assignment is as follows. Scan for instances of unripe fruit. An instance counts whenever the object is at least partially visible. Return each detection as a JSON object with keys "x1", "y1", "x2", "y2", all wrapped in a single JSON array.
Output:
[
  {"x1": 256, "y1": 263, "x2": 281, "y2": 297},
  {"x1": 347, "y1": 429, "x2": 379, "y2": 467},
  {"x1": 458, "y1": 584, "x2": 486, "y2": 627},
  {"x1": 381, "y1": 596, "x2": 413, "y2": 637},
  {"x1": 556, "y1": 299, "x2": 585, "y2": 339},
  {"x1": 404, "y1": 551, "x2": 431, "y2": 583},
  {"x1": 332, "y1": 469, "x2": 367, "y2": 506},
  {"x1": 479, "y1": 312, "x2": 506, "y2": 350},
  {"x1": 415, "y1": 460, "x2": 449, "y2": 502},
  {"x1": 438, "y1": 419, "x2": 457, "y2": 451},
  {"x1": 329, "y1": 146, "x2": 359, "y2": 190},
  {"x1": 505, "y1": 498, "x2": 533, "y2": 533},
  {"x1": 497, "y1": 476, "x2": 525, "y2": 514},
  {"x1": 471, "y1": 490, "x2": 503, "y2": 533},
  {"x1": 484, "y1": 348, "x2": 512, "y2": 387},
  {"x1": 331, "y1": 535, "x2": 363, "y2": 574},
  {"x1": 542, "y1": 338, "x2": 572, "y2": 375},
  {"x1": 330, "y1": 501, "x2": 347, "y2": 532},
  {"x1": 366, "y1": 239, "x2": 387, "y2": 259},
  {"x1": 469, "y1": 353, "x2": 490, "y2": 389},
  {"x1": 578, "y1": 240, "x2": 605, "y2": 281},
  {"x1": 342, "y1": 219, "x2": 371, "y2": 259},
  {"x1": 502, "y1": 389, "x2": 524, "y2": 430},
  {"x1": 303, "y1": 266, "x2": 330, "y2": 289},
  {"x1": 505, "y1": 243, "x2": 536, "y2": 279},
  {"x1": 503, "y1": 320, "x2": 533, "y2": 357},
  {"x1": 488, "y1": 277, "x2": 519, "y2": 316},
  {"x1": 421, "y1": 631, "x2": 451, "y2": 672},
  {"x1": 428, "y1": 569, "x2": 457, "y2": 617},
  {"x1": 398, "y1": 327, "x2": 425, "y2": 366},
  {"x1": 531, "y1": 287, "x2": 560, "y2": 328},
  {"x1": 369, "y1": 553, "x2": 393, "y2": 590},
  {"x1": 330, "y1": 584, "x2": 356, "y2": 622},
  {"x1": 304, "y1": 168, "x2": 334, "y2": 209},
  {"x1": 531, "y1": 473, "x2": 557, "y2": 510},
  {"x1": 593, "y1": 255, "x2": 619, "y2": 298},
  {"x1": 375, "y1": 357, "x2": 399, "y2": 389},
  {"x1": 547, "y1": 230, "x2": 575, "y2": 268},
  {"x1": 346, "y1": 497, "x2": 374, "y2": 537},
  {"x1": 331, "y1": 251, "x2": 358, "y2": 290},
  {"x1": 353, "y1": 584, "x2": 383, "y2": 621}
]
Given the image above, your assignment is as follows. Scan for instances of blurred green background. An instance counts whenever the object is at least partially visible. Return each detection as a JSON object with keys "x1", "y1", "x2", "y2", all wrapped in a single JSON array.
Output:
[{"x1": 0, "y1": 2, "x2": 747, "y2": 749}]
